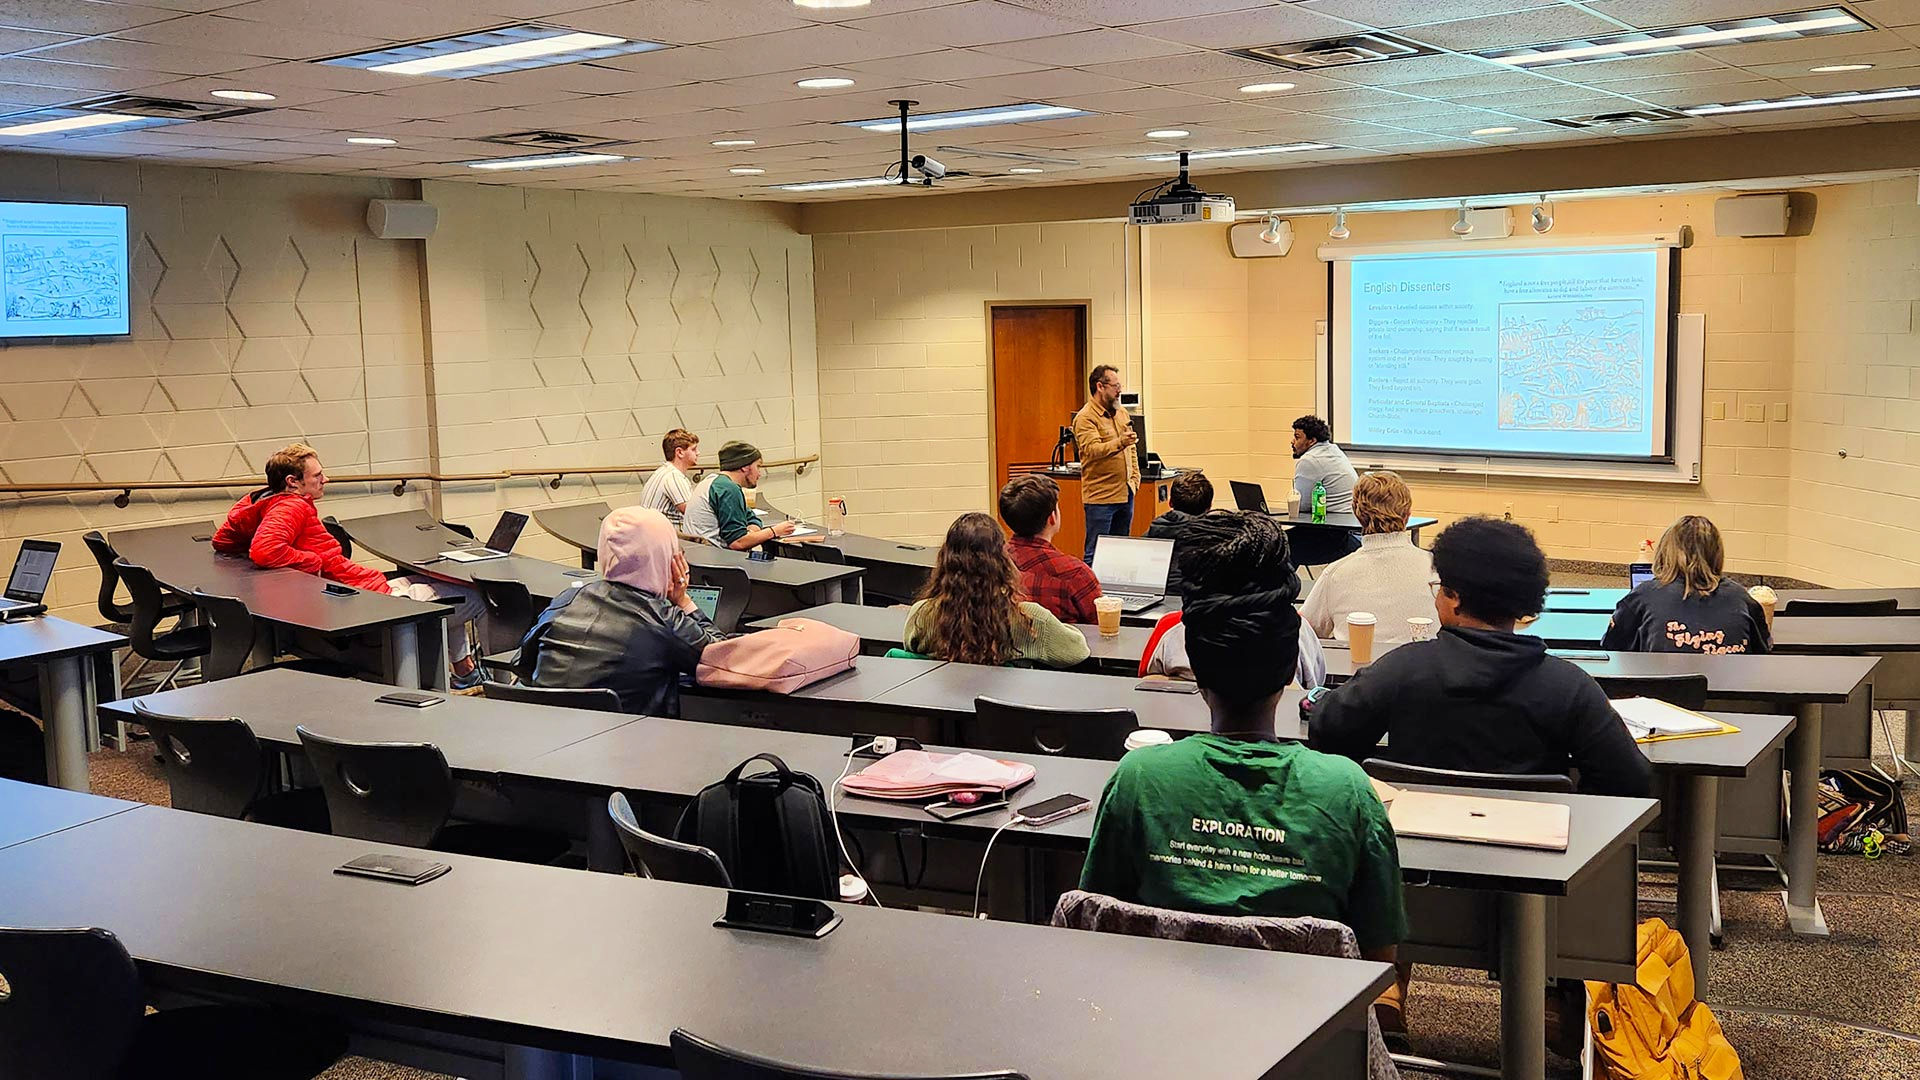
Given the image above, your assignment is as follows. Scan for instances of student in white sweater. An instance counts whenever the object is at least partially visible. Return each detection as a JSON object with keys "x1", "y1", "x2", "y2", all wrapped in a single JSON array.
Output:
[{"x1": 1300, "y1": 470, "x2": 1438, "y2": 649}]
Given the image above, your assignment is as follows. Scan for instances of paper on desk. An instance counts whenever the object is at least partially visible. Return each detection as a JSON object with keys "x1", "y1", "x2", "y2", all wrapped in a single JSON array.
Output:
[{"x1": 1612, "y1": 697, "x2": 1732, "y2": 741}]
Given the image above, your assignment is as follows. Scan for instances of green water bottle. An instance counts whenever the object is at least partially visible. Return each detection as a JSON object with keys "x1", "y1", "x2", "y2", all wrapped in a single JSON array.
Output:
[{"x1": 1311, "y1": 481, "x2": 1326, "y2": 523}]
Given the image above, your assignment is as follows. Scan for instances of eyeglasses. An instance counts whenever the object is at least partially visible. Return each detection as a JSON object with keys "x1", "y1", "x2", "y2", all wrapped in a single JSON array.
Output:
[{"x1": 1428, "y1": 579, "x2": 1444, "y2": 598}]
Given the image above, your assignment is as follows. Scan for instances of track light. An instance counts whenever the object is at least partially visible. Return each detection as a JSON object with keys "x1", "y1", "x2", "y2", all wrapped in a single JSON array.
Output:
[
  {"x1": 1451, "y1": 204, "x2": 1474, "y2": 236},
  {"x1": 1258, "y1": 213, "x2": 1287, "y2": 245},
  {"x1": 1531, "y1": 197, "x2": 1554, "y2": 234},
  {"x1": 1329, "y1": 207, "x2": 1350, "y2": 240}
]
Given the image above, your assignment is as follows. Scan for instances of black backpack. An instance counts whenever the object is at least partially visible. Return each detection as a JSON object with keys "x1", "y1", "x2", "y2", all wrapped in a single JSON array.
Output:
[{"x1": 676, "y1": 754, "x2": 840, "y2": 900}]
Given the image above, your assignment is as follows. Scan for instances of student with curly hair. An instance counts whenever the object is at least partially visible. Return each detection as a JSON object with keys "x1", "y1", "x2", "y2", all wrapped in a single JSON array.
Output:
[{"x1": 902, "y1": 512, "x2": 1090, "y2": 669}]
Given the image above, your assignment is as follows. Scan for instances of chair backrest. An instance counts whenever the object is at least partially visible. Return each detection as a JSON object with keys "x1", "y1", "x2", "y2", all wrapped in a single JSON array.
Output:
[
  {"x1": 296, "y1": 726, "x2": 455, "y2": 848},
  {"x1": 0, "y1": 927, "x2": 144, "y2": 1080},
  {"x1": 1138, "y1": 610, "x2": 1184, "y2": 677},
  {"x1": 689, "y1": 565, "x2": 751, "y2": 633},
  {"x1": 1284, "y1": 523, "x2": 1359, "y2": 569},
  {"x1": 1592, "y1": 673, "x2": 1710, "y2": 710},
  {"x1": 967, "y1": 696, "x2": 1139, "y2": 759},
  {"x1": 1778, "y1": 597, "x2": 1897, "y2": 617},
  {"x1": 470, "y1": 574, "x2": 538, "y2": 656},
  {"x1": 483, "y1": 680, "x2": 623, "y2": 713},
  {"x1": 805, "y1": 544, "x2": 847, "y2": 565},
  {"x1": 1361, "y1": 757, "x2": 1574, "y2": 793},
  {"x1": 441, "y1": 520, "x2": 476, "y2": 540},
  {"x1": 606, "y1": 792, "x2": 731, "y2": 887},
  {"x1": 670, "y1": 1030, "x2": 1026, "y2": 1080},
  {"x1": 320, "y1": 516, "x2": 353, "y2": 559},
  {"x1": 132, "y1": 700, "x2": 269, "y2": 819},
  {"x1": 190, "y1": 589, "x2": 257, "y2": 681},
  {"x1": 82, "y1": 530, "x2": 131, "y2": 624},
  {"x1": 113, "y1": 559, "x2": 205, "y2": 661}
]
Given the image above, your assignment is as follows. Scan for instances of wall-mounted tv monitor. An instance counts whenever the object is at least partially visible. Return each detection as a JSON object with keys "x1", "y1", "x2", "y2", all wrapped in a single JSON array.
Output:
[{"x1": 0, "y1": 201, "x2": 131, "y2": 339}]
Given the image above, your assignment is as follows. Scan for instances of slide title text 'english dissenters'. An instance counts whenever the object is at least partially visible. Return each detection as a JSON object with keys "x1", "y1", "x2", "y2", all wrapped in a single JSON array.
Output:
[{"x1": 1362, "y1": 281, "x2": 1453, "y2": 295}]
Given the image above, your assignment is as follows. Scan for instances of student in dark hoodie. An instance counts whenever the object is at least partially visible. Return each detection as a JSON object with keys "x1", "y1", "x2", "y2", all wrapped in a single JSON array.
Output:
[
  {"x1": 1308, "y1": 515, "x2": 1650, "y2": 798},
  {"x1": 1144, "y1": 471, "x2": 1214, "y2": 596},
  {"x1": 1602, "y1": 514, "x2": 1770, "y2": 656}
]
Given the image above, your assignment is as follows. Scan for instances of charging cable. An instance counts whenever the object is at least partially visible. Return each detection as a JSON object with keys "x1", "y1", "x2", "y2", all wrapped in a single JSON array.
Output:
[
  {"x1": 831, "y1": 740, "x2": 882, "y2": 908},
  {"x1": 971, "y1": 814, "x2": 1023, "y2": 919}
]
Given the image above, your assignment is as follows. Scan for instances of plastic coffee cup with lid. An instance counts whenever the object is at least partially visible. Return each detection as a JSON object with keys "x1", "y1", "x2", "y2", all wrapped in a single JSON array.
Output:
[{"x1": 1124, "y1": 729, "x2": 1173, "y2": 752}]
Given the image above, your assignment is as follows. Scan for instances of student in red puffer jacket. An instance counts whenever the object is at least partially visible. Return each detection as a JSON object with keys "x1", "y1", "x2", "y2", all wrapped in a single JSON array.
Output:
[{"x1": 214, "y1": 443, "x2": 488, "y2": 687}]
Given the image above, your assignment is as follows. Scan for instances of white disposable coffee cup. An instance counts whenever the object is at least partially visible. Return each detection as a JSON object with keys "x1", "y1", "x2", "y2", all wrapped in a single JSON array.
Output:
[
  {"x1": 1407, "y1": 616, "x2": 1435, "y2": 642},
  {"x1": 1348, "y1": 611, "x2": 1378, "y2": 665},
  {"x1": 1124, "y1": 729, "x2": 1173, "y2": 752}
]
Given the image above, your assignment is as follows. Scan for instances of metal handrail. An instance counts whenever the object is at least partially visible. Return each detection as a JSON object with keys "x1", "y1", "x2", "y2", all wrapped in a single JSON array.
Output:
[{"x1": 0, "y1": 454, "x2": 819, "y2": 506}]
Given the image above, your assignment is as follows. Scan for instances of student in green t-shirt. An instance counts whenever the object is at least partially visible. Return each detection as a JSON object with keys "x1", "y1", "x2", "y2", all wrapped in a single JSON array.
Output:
[
  {"x1": 684, "y1": 440, "x2": 798, "y2": 550},
  {"x1": 1079, "y1": 510, "x2": 1410, "y2": 1029}
]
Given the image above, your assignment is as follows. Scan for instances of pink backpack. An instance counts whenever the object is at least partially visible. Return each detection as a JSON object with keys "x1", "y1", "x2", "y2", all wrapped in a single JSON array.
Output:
[{"x1": 695, "y1": 618, "x2": 860, "y2": 693}]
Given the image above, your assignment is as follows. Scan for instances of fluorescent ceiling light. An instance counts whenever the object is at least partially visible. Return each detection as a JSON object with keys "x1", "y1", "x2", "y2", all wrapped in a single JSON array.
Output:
[
  {"x1": 1471, "y1": 126, "x2": 1518, "y2": 135},
  {"x1": 1484, "y1": 9, "x2": 1865, "y2": 67},
  {"x1": 210, "y1": 89, "x2": 275, "y2": 101},
  {"x1": 465, "y1": 151, "x2": 627, "y2": 170},
  {"x1": 0, "y1": 112, "x2": 147, "y2": 137},
  {"x1": 773, "y1": 176, "x2": 897, "y2": 191},
  {"x1": 729, "y1": 166, "x2": 765, "y2": 175},
  {"x1": 794, "y1": 0, "x2": 870, "y2": 7},
  {"x1": 347, "y1": 136, "x2": 397, "y2": 145},
  {"x1": 1238, "y1": 82, "x2": 1295, "y2": 94},
  {"x1": 1144, "y1": 142, "x2": 1332, "y2": 161},
  {"x1": 1810, "y1": 63, "x2": 1873, "y2": 72},
  {"x1": 321, "y1": 24, "x2": 665, "y2": 79},
  {"x1": 1145, "y1": 129, "x2": 1189, "y2": 138},
  {"x1": 844, "y1": 102, "x2": 1086, "y2": 133},
  {"x1": 796, "y1": 77, "x2": 854, "y2": 89},
  {"x1": 1683, "y1": 85, "x2": 1920, "y2": 115},
  {"x1": 1008, "y1": 167, "x2": 1044, "y2": 174},
  {"x1": 712, "y1": 138, "x2": 756, "y2": 146}
]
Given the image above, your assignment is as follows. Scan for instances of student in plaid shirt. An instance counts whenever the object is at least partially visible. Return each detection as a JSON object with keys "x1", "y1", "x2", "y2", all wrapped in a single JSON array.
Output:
[{"x1": 998, "y1": 474, "x2": 1104, "y2": 625}]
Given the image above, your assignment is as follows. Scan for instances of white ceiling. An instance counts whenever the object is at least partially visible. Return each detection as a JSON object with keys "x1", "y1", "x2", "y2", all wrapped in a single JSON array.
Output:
[{"x1": 1, "y1": 0, "x2": 1917, "y2": 202}]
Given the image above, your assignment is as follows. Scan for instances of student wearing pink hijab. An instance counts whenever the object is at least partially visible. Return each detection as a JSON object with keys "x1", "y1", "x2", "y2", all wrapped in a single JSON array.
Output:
[{"x1": 518, "y1": 506, "x2": 726, "y2": 714}]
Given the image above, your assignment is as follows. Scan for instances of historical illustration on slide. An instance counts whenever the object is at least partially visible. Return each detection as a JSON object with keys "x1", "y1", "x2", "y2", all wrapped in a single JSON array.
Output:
[
  {"x1": 1496, "y1": 300, "x2": 1645, "y2": 432},
  {"x1": 2, "y1": 235, "x2": 125, "y2": 322}
]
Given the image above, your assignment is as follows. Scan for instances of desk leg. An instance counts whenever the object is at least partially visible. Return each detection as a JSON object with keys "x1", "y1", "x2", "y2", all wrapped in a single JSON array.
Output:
[
  {"x1": 388, "y1": 622, "x2": 422, "y2": 689},
  {"x1": 1675, "y1": 774, "x2": 1718, "y2": 993},
  {"x1": 1783, "y1": 703, "x2": 1828, "y2": 936},
  {"x1": 1499, "y1": 892, "x2": 1547, "y2": 1080},
  {"x1": 40, "y1": 654, "x2": 91, "y2": 792},
  {"x1": 503, "y1": 1046, "x2": 590, "y2": 1080}
]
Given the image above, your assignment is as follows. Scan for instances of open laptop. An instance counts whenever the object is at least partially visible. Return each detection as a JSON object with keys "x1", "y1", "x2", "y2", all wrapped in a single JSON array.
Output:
[
  {"x1": 439, "y1": 511, "x2": 529, "y2": 563},
  {"x1": 686, "y1": 584, "x2": 722, "y2": 621},
  {"x1": 1091, "y1": 535, "x2": 1175, "y2": 615},
  {"x1": 0, "y1": 539, "x2": 59, "y2": 619},
  {"x1": 1628, "y1": 562, "x2": 1655, "y2": 589},
  {"x1": 1229, "y1": 480, "x2": 1272, "y2": 514}
]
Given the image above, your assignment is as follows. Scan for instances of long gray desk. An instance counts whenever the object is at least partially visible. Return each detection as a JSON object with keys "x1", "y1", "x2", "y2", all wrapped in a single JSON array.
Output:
[
  {"x1": 747, "y1": 602, "x2": 1155, "y2": 676},
  {"x1": 107, "y1": 521, "x2": 450, "y2": 690},
  {"x1": 0, "y1": 775, "x2": 138, "y2": 848},
  {"x1": 342, "y1": 508, "x2": 599, "y2": 602},
  {"x1": 1545, "y1": 586, "x2": 1920, "y2": 615},
  {"x1": 1269, "y1": 509, "x2": 1439, "y2": 544},
  {"x1": 0, "y1": 801, "x2": 1391, "y2": 1080},
  {"x1": 0, "y1": 617, "x2": 125, "y2": 791}
]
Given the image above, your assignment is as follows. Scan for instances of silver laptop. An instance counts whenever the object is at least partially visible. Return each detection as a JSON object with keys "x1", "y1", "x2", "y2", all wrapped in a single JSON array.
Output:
[
  {"x1": 1091, "y1": 535, "x2": 1175, "y2": 615},
  {"x1": 439, "y1": 511, "x2": 529, "y2": 563},
  {"x1": 0, "y1": 539, "x2": 59, "y2": 619}
]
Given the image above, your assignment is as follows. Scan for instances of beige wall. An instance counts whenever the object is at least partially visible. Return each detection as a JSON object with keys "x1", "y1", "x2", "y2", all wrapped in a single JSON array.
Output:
[{"x1": 1788, "y1": 178, "x2": 1920, "y2": 586}]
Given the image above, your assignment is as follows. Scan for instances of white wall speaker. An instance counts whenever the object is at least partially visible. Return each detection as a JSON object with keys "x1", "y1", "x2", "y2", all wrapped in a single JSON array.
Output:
[
  {"x1": 1228, "y1": 217, "x2": 1293, "y2": 257},
  {"x1": 366, "y1": 199, "x2": 438, "y2": 239},
  {"x1": 1713, "y1": 194, "x2": 1790, "y2": 237}
]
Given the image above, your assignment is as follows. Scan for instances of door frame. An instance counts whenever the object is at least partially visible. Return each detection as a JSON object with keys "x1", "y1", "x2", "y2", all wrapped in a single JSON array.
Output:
[{"x1": 984, "y1": 299, "x2": 1091, "y2": 512}]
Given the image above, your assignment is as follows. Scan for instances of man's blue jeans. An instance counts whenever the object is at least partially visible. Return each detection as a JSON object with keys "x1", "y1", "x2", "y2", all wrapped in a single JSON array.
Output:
[{"x1": 1083, "y1": 501, "x2": 1133, "y2": 563}]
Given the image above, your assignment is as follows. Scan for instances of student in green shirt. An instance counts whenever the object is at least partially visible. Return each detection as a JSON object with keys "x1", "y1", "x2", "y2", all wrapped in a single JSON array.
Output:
[
  {"x1": 1079, "y1": 510, "x2": 1409, "y2": 1028},
  {"x1": 684, "y1": 440, "x2": 798, "y2": 550}
]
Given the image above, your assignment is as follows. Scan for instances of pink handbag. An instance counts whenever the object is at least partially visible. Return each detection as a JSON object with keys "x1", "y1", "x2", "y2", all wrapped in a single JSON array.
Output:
[{"x1": 695, "y1": 617, "x2": 860, "y2": 694}]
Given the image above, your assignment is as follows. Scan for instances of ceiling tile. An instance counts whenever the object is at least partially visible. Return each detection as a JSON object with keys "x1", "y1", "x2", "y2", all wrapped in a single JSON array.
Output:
[
  {"x1": 844, "y1": 48, "x2": 1050, "y2": 83},
  {"x1": 841, "y1": 1, "x2": 1097, "y2": 48},
  {"x1": 214, "y1": 0, "x2": 510, "y2": 40},
  {"x1": 1402, "y1": 8, "x2": 1629, "y2": 51},
  {"x1": 561, "y1": 0, "x2": 815, "y2": 45},
  {"x1": 0, "y1": 28, "x2": 76, "y2": 56},
  {"x1": 1000, "y1": 0, "x2": 1285, "y2": 28},
  {"x1": 1135, "y1": 5, "x2": 1370, "y2": 50},
  {"x1": 0, "y1": 2, "x2": 188, "y2": 36},
  {"x1": 1304, "y1": 52, "x2": 1512, "y2": 87},
  {"x1": 1580, "y1": 0, "x2": 1789, "y2": 30},
  {"x1": 112, "y1": 15, "x2": 391, "y2": 60},
  {"x1": 695, "y1": 25, "x2": 931, "y2": 70},
  {"x1": 0, "y1": 56, "x2": 176, "y2": 92},
  {"x1": 977, "y1": 29, "x2": 1196, "y2": 65},
  {"x1": 951, "y1": 66, "x2": 1135, "y2": 97},
  {"x1": 18, "y1": 37, "x2": 275, "y2": 78},
  {"x1": 1300, "y1": 0, "x2": 1564, "y2": 29},
  {"x1": 1082, "y1": 50, "x2": 1285, "y2": 85}
]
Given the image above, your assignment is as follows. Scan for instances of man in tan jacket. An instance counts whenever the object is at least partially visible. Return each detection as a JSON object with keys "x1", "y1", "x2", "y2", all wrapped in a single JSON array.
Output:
[{"x1": 1072, "y1": 364, "x2": 1142, "y2": 563}]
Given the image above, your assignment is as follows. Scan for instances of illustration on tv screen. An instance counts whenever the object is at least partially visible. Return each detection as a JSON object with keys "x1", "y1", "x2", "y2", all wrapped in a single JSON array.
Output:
[{"x1": 0, "y1": 201, "x2": 131, "y2": 339}]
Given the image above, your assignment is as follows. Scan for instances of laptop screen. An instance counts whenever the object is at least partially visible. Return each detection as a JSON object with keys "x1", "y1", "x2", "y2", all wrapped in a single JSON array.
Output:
[
  {"x1": 1628, "y1": 563, "x2": 1654, "y2": 589},
  {"x1": 1229, "y1": 480, "x2": 1268, "y2": 513},
  {"x1": 6, "y1": 540, "x2": 59, "y2": 602},
  {"x1": 685, "y1": 585, "x2": 721, "y2": 620},
  {"x1": 1092, "y1": 535, "x2": 1174, "y2": 593},
  {"x1": 487, "y1": 511, "x2": 528, "y2": 553}
]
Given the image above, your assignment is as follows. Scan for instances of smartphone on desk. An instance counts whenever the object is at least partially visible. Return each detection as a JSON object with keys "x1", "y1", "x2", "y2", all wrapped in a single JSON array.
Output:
[
  {"x1": 925, "y1": 795, "x2": 1010, "y2": 822},
  {"x1": 375, "y1": 691, "x2": 443, "y2": 708},
  {"x1": 1017, "y1": 793, "x2": 1092, "y2": 827},
  {"x1": 1135, "y1": 677, "x2": 1199, "y2": 694},
  {"x1": 323, "y1": 582, "x2": 357, "y2": 596},
  {"x1": 335, "y1": 853, "x2": 450, "y2": 885},
  {"x1": 747, "y1": 548, "x2": 775, "y2": 562}
]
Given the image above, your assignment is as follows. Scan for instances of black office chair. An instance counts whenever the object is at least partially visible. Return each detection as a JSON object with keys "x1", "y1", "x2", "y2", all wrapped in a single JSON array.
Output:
[
  {"x1": 966, "y1": 697, "x2": 1139, "y2": 760},
  {"x1": 0, "y1": 926, "x2": 346, "y2": 1080},
  {"x1": 115, "y1": 559, "x2": 211, "y2": 691},
  {"x1": 296, "y1": 726, "x2": 569, "y2": 864},
  {"x1": 783, "y1": 542, "x2": 846, "y2": 565},
  {"x1": 607, "y1": 791, "x2": 731, "y2": 887},
  {"x1": 187, "y1": 590, "x2": 358, "y2": 684},
  {"x1": 691, "y1": 565, "x2": 752, "y2": 633},
  {"x1": 1284, "y1": 523, "x2": 1360, "y2": 572},
  {"x1": 1361, "y1": 757, "x2": 1575, "y2": 793},
  {"x1": 1778, "y1": 597, "x2": 1897, "y2": 617},
  {"x1": 132, "y1": 701, "x2": 329, "y2": 831},
  {"x1": 1593, "y1": 673, "x2": 1710, "y2": 710},
  {"x1": 671, "y1": 1030, "x2": 1026, "y2": 1080},
  {"x1": 319, "y1": 516, "x2": 354, "y2": 559},
  {"x1": 470, "y1": 573, "x2": 540, "y2": 657},
  {"x1": 83, "y1": 530, "x2": 189, "y2": 631},
  {"x1": 483, "y1": 681, "x2": 623, "y2": 713}
]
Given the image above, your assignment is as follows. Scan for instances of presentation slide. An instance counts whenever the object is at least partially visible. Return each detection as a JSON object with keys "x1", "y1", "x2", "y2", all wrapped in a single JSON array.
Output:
[
  {"x1": 1332, "y1": 246, "x2": 1670, "y2": 459},
  {"x1": 0, "y1": 201, "x2": 131, "y2": 339}
]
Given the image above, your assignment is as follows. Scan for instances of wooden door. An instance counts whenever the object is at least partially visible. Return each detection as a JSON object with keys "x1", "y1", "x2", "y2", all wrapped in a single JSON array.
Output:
[{"x1": 990, "y1": 304, "x2": 1087, "y2": 552}]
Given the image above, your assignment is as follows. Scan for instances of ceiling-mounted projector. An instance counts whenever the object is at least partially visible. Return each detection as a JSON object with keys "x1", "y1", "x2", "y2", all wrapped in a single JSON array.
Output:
[{"x1": 1128, "y1": 151, "x2": 1235, "y2": 225}]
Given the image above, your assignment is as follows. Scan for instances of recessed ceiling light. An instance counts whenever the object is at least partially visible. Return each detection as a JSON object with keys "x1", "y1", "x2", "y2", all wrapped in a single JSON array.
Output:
[
  {"x1": 1144, "y1": 142, "x2": 1332, "y2": 161},
  {"x1": 1008, "y1": 167, "x2": 1044, "y2": 174},
  {"x1": 0, "y1": 112, "x2": 147, "y2": 137},
  {"x1": 210, "y1": 89, "x2": 275, "y2": 101},
  {"x1": 794, "y1": 0, "x2": 870, "y2": 7},
  {"x1": 347, "y1": 136, "x2": 397, "y2": 145},
  {"x1": 1238, "y1": 82, "x2": 1296, "y2": 94},
  {"x1": 796, "y1": 77, "x2": 855, "y2": 89},
  {"x1": 1682, "y1": 85, "x2": 1920, "y2": 116},
  {"x1": 1810, "y1": 63, "x2": 1873, "y2": 73},
  {"x1": 729, "y1": 166, "x2": 765, "y2": 175},
  {"x1": 1145, "y1": 129, "x2": 1190, "y2": 139},
  {"x1": 773, "y1": 176, "x2": 897, "y2": 191},
  {"x1": 712, "y1": 138, "x2": 756, "y2": 146},
  {"x1": 1471, "y1": 126, "x2": 1518, "y2": 135},
  {"x1": 465, "y1": 151, "x2": 627, "y2": 170},
  {"x1": 844, "y1": 102, "x2": 1086, "y2": 133},
  {"x1": 1482, "y1": 9, "x2": 1865, "y2": 67},
  {"x1": 321, "y1": 24, "x2": 665, "y2": 79}
]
